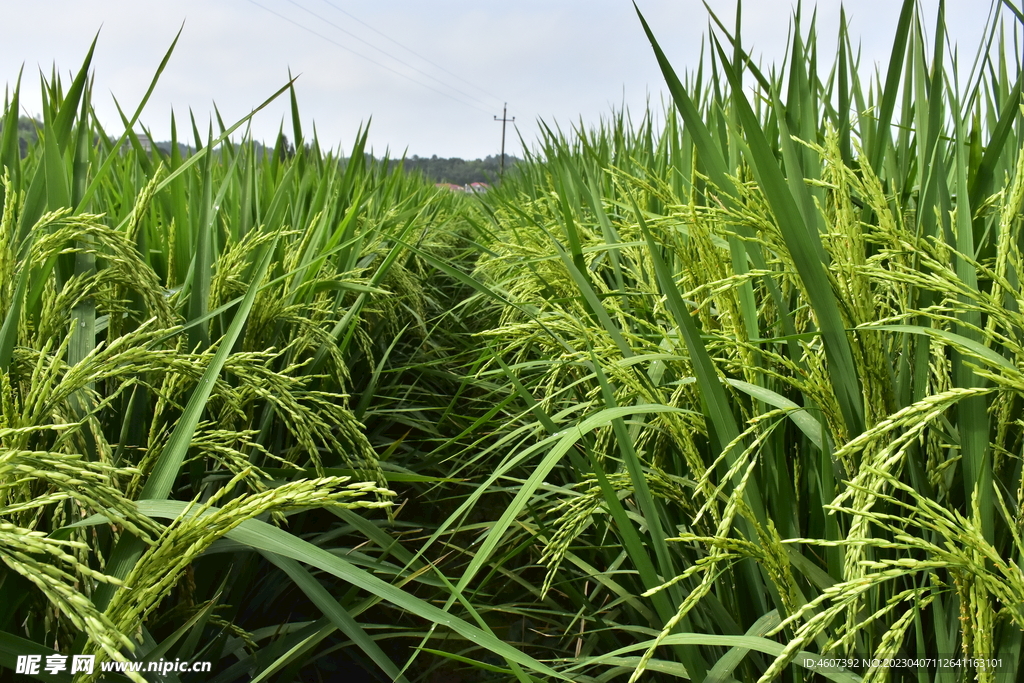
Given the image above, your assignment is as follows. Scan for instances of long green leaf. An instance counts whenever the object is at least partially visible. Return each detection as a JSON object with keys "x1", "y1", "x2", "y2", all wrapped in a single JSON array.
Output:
[
  {"x1": 105, "y1": 502, "x2": 569, "y2": 680},
  {"x1": 711, "y1": 37, "x2": 865, "y2": 436},
  {"x1": 261, "y1": 552, "x2": 410, "y2": 683}
]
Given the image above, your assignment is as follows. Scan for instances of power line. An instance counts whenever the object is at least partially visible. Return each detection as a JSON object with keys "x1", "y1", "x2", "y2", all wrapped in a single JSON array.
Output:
[
  {"x1": 283, "y1": 0, "x2": 500, "y2": 111},
  {"x1": 244, "y1": 0, "x2": 493, "y2": 115},
  {"x1": 316, "y1": 0, "x2": 505, "y2": 106}
]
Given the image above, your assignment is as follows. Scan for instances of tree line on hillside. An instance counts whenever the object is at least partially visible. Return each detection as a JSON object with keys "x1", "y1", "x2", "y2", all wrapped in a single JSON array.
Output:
[
  {"x1": 3, "y1": 119, "x2": 516, "y2": 185},
  {"x1": 391, "y1": 154, "x2": 519, "y2": 185}
]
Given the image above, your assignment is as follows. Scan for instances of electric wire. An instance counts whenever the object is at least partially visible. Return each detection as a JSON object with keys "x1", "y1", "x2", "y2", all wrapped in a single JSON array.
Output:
[
  {"x1": 283, "y1": 0, "x2": 500, "y2": 111},
  {"x1": 316, "y1": 0, "x2": 505, "y2": 106},
  {"x1": 245, "y1": 0, "x2": 493, "y2": 115}
]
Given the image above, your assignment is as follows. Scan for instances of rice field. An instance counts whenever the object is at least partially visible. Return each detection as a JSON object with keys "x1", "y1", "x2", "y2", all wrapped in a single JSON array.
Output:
[{"x1": 2, "y1": 1, "x2": 1024, "y2": 681}]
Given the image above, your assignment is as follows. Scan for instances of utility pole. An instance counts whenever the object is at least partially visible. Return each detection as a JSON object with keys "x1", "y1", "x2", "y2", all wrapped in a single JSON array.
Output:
[{"x1": 494, "y1": 103, "x2": 514, "y2": 179}]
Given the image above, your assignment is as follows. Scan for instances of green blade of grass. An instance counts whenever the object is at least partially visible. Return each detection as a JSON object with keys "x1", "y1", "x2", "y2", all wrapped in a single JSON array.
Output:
[
  {"x1": 868, "y1": 0, "x2": 915, "y2": 171},
  {"x1": 0, "y1": 69, "x2": 24, "y2": 197},
  {"x1": 75, "y1": 27, "x2": 182, "y2": 212},
  {"x1": 711, "y1": 37, "x2": 865, "y2": 436},
  {"x1": 704, "y1": 609, "x2": 780, "y2": 683},
  {"x1": 96, "y1": 502, "x2": 570, "y2": 681},
  {"x1": 0, "y1": 246, "x2": 30, "y2": 370},
  {"x1": 452, "y1": 404, "x2": 695, "y2": 598},
  {"x1": 262, "y1": 552, "x2": 410, "y2": 683},
  {"x1": 185, "y1": 127, "x2": 215, "y2": 351},
  {"x1": 949, "y1": 81, "x2": 994, "y2": 542},
  {"x1": 562, "y1": 633, "x2": 863, "y2": 683},
  {"x1": 1002, "y1": 0, "x2": 1024, "y2": 23},
  {"x1": 725, "y1": 379, "x2": 823, "y2": 449},
  {"x1": 630, "y1": 194, "x2": 763, "y2": 511},
  {"x1": 634, "y1": 2, "x2": 803, "y2": 365}
]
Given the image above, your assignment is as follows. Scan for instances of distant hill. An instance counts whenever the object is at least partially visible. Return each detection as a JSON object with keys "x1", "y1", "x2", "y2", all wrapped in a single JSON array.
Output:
[
  {"x1": 391, "y1": 154, "x2": 519, "y2": 186},
  {"x1": 1, "y1": 120, "x2": 516, "y2": 185}
]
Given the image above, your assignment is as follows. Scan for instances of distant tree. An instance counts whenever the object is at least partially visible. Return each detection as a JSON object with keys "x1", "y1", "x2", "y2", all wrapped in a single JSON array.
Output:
[
  {"x1": 390, "y1": 154, "x2": 520, "y2": 185},
  {"x1": 275, "y1": 133, "x2": 295, "y2": 161},
  {"x1": 154, "y1": 140, "x2": 194, "y2": 158}
]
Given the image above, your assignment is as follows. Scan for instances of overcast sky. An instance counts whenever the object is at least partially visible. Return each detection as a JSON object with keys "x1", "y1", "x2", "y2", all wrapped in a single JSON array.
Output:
[{"x1": 0, "y1": 1, "x2": 1012, "y2": 159}]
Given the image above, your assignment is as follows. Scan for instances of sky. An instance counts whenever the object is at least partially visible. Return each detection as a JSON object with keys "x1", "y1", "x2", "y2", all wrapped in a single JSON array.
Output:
[{"x1": 0, "y1": 1, "x2": 1014, "y2": 160}]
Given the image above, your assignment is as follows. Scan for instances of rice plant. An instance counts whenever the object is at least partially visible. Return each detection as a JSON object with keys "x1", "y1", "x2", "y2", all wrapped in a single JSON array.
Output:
[{"x1": 6, "y1": 0, "x2": 1024, "y2": 681}]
